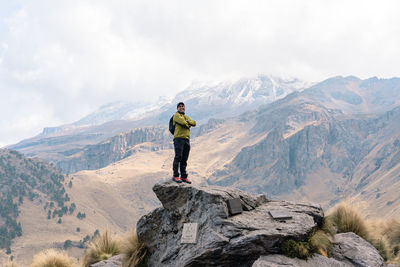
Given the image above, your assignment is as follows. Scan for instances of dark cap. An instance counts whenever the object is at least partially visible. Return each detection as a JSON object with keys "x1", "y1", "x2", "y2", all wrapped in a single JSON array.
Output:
[{"x1": 177, "y1": 102, "x2": 185, "y2": 108}]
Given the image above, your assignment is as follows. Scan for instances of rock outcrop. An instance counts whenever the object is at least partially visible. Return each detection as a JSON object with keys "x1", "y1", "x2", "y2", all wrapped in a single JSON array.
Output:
[
  {"x1": 330, "y1": 232, "x2": 386, "y2": 267},
  {"x1": 252, "y1": 232, "x2": 391, "y2": 267},
  {"x1": 137, "y1": 181, "x2": 390, "y2": 267},
  {"x1": 57, "y1": 126, "x2": 171, "y2": 173},
  {"x1": 252, "y1": 254, "x2": 348, "y2": 267},
  {"x1": 137, "y1": 181, "x2": 324, "y2": 267}
]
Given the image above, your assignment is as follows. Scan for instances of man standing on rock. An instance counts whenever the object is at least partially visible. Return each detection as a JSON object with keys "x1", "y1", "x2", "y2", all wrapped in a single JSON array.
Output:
[{"x1": 172, "y1": 102, "x2": 196, "y2": 184}]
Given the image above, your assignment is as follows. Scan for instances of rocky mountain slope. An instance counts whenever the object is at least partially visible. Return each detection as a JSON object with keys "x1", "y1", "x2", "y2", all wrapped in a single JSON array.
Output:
[
  {"x1": 303, "y1": 76, "x2": 400, "y2": 114},
  {"x1": 11, "y1": 76, "x2": 400, "y2": 175},
  {"x1": 85, "y1": 76, "x2": 400, "y2": 217},
  {"x1": 209, "y1": 77, "x2": 400, "y2": 213},
  {"x1": 56, "y1": 125, "x2": 171, "y2": 174},
  {"x1": 9, "y1": 75, "x2": 308, "y2": 164}
]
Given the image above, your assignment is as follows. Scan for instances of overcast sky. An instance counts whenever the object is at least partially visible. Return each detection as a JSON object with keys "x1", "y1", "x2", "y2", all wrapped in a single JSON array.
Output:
[{"x1": 1, "y1": 0, "x2": 400, "y2": 147}]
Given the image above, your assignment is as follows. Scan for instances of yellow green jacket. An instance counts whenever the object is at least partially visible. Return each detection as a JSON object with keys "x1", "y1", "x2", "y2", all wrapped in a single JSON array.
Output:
[{"x1": 173, "y1": 112, "x2": 196, "y2": 139}]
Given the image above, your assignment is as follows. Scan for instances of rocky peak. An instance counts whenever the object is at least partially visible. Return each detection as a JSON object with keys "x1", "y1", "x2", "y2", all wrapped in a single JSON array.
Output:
[
  {"x1": 137, "y1": 181, "x2": 324, "y2": 266},
  {"x1": 135, "y1": 181, "x2": 390, "y2": 267}
]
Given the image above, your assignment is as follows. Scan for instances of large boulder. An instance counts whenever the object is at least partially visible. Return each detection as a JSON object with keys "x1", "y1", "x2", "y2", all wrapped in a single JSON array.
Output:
[
  {"x1": 252, "y1": 254, "x2": 349, "y2": 267},
  {"x1": 252, "y1": 232, "x2": 390, "y2": 267},
  {"x1": 137, "y1": 180, "x2": 324, "y2": 267},
  {"x1": 330, "y1": 232, "x2": 386, "y2": 267}
]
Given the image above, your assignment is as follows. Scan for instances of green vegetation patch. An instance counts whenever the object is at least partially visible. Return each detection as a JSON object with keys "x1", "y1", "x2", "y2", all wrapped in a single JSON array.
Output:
[
  {"x1": 281, "y1": 213, "x2": 335, "y2": 259},
  {"x1": 0, "y1": 149, "x2": 71, "y2": 253},
  {"x1": 281, "y1": 239, "x2": 312, "y2": 259}
]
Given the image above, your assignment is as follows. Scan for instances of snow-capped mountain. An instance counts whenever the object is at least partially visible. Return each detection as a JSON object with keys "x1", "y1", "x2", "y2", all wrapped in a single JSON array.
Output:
[
  {"x1": 156, "y1": 75, "x2": 313, "y2": 123},
  {"x1": 40, "y1": 75, "x2": 312, "y2": 136},
  {"x1": 176, "y1": 75, "x2": 310, "y2": 106}
]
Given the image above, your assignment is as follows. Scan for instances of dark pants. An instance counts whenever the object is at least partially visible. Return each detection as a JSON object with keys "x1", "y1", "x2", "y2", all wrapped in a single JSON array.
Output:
[{"x1": 173, "y1": 138, "x2": 190, "y2": 178}]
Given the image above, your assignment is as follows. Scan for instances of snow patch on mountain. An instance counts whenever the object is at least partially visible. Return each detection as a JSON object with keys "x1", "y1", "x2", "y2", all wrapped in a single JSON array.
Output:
[
  {"x1": 39, "y1": 75, "x2": 311, "y2": 136},
  {"x1": 173, "y1": 75, "x2": 311, "y2": 106}
]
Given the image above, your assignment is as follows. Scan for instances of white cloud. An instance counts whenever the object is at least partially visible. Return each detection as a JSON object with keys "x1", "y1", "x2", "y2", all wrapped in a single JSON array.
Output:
[{"x1": 1, "y1": 0, "x2": 400, "y2": 146}]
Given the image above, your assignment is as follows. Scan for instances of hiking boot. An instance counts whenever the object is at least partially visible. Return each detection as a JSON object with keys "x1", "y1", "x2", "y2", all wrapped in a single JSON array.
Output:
[
  {"x1": 181, "y1": 177, "x2": 192, "y2": 184},
  {"x1": 172, "y1": 176, "x2": 182, "y2": 183}
]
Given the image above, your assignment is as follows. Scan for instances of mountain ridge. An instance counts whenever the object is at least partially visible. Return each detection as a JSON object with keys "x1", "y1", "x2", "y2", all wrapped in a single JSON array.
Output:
[{"x1": 9, "y1": 75, "x2": 309, "y2": 169}]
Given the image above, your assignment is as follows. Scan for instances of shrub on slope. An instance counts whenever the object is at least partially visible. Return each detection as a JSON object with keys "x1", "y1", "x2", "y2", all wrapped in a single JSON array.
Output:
[
  {"x1": 328, "y1": 203, "x2": 369, "y2": 240},
  {"x1": 30, "y1": 249, "x2": 77, "y2": 267},
  {"x1": 121, "y1": 228, "x2": 147, "y2": 267},
  {"x1": 82, "y1": 229, "x2": 120, "y2": 267}
]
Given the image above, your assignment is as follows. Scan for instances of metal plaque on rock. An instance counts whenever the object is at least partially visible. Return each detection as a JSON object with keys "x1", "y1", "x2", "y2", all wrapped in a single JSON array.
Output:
[
  {"x1": 269, "y1": 210, "x2": 292, "y2": 220},
  {"x1": 227, "y1": 198, "x2": 243, "y2": 215},
  {"x1": 181, "y1": 223, "x2": 199, "y2": 244}
]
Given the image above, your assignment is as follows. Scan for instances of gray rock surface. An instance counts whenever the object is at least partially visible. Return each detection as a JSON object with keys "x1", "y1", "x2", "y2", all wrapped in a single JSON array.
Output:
[
  {"x1": 137, "y1": 181, "x2": 324, "y2": 267},
  {"x1": 252, "y1": 232, "x2": 390, "y2": 267},
  {"x1": 330, "y1": 232, "x2": 386, "y2": 267},
  {"x1": 252, "y1": 254, "x2": 349, "y2": 267},
  {"x1": 90, "y1": 255, "x2": 122, "y2": 267}
]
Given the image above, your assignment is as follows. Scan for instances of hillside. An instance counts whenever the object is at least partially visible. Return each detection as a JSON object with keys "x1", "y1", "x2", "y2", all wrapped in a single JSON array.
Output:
[
  {"x1": 0, "y1": 149, "x2": 72, "y2": 253},
  {"x1": 208, "y1": 78, "x2": 400, "y2": 217},
  {"x1": 0, "y1": 149, "x2": 110, "y2": 265}
]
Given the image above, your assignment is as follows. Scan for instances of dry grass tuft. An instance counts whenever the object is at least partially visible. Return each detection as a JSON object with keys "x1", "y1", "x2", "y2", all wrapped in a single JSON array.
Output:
[
  {"x1": 309, "y1": 230, "x2": 332, "y2": 257},
  {"x1": 321, "y1": 216, "x2": 336, "y2": 237},
  {"x1": 383, "y1": 219, "x2": 400, "y2": 245},
  {"x1": 121, "y1": 228, "x2": 147, "y2": 267},
  {"x1": 366, "y1": 219, "x2": 390, "y2": 261},
  {"x1": 30, "y1": 249, "x2": 78, "y2": 267},
  {"x1": 82, "y1": 229, "x2": 121, "y2": 267},
  {"x1": 378, "y1": 218, "x2": 400, "y2": 265},
  {"x1": 329, "y1": 203, "x2": 369, "y2": 240},
  {"x1": 370, "y1": 237, "x2": 389, "y2": 261}
]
